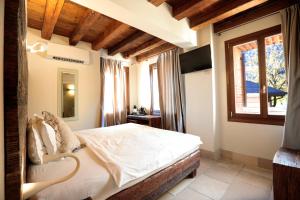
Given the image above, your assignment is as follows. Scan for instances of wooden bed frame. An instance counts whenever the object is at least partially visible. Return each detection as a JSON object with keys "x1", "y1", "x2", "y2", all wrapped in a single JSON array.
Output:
[{"x1": 3, "y1": 1, "x2": 201, "y2": 199}]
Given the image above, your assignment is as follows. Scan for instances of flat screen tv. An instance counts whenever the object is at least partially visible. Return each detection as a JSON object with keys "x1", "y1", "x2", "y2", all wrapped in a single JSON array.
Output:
[{"x1": 180, "y1": 45, "x2": 212, "y2": 74}]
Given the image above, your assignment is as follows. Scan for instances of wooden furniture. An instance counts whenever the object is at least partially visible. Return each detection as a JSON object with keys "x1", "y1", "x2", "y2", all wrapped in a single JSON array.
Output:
[
  {"x1": 273, "y1": 147, "x2": 300, "y2": 200},
  {"x1": 127, "y1": 115, "x2": 161, "y2": 128},
  {"x1": 108, "y1": 150, "x2": 200, "y2": 200}
]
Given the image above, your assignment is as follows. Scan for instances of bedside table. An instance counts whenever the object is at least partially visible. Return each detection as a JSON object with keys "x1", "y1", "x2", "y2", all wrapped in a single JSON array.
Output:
[{"x1": 127, "y1": 115, "x2": 161, "y2": 128}]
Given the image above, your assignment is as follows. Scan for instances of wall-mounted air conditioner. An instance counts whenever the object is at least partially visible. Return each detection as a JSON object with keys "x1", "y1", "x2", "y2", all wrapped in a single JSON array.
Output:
[{"x1": 45, "y1": 42, "x2": 90, "y2": 65}]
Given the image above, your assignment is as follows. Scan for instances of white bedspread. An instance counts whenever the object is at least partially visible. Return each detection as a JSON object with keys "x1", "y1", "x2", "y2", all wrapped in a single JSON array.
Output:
[{"x1": 76, "y1": 123, "x2": 202, "y2": 187}]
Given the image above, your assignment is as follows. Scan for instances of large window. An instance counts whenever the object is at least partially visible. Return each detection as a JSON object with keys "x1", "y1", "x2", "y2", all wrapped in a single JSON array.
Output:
[
  {"x1": 225, "y1": 25, "x2": 287, "y2": 125},
  {"x1": 150, "y1": 63, "x2": 160, "y2": 115}
]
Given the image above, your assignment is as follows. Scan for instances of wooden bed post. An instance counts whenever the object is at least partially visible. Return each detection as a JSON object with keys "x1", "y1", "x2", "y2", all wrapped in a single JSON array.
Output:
[{"x1": 4, "y1": 0, "x2": 28, "y2": 199}]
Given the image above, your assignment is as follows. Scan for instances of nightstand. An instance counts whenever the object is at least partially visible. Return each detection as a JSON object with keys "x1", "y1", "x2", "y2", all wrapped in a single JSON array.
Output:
[{"x1": 127, "y1": 115, "x2": 161, "y2": 128}]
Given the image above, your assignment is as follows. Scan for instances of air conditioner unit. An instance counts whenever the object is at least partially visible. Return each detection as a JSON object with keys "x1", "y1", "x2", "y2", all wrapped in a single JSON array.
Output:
[{"x1": 45, "y1": 42, "x2": 90, "y2": 65}]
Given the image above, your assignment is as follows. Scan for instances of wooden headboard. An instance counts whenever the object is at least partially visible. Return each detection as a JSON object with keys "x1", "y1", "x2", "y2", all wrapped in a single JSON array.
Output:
[{"x1": 4, "y1": 0, "x2": 28, "y2": 199}]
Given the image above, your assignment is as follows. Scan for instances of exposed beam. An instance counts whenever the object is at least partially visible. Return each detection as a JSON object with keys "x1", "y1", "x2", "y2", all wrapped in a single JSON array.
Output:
[
  {"x1": 148, "y1": 0, "x2": 167, "y2": 7},
  {"x1": 136, "y1": 43, "x2": 177, "y2": 62},
  {"x1": 123, "y1": 38, "x2": 166, "y2": 58},
  {"x1": 69, "y1": 10, "x2": 101, "y2": 45},
  {"x1": 189, "y1": 0, "x2": 268, "y2": 30},
  {"x1": 173, "y1": 0, "x2": 218, "y2": 20},
  {"x1": 41, "y1": 0, "x2": 65, "y2": 40},
  {"x1": 92, "y1": 22, "x2": 130, "y2": 50},
  {"x1": 213, "y1": 0, "x2": 299, "y2": 33},
  {"x1": 108, "y1": 31, "x2": 149, "y2": 56}
]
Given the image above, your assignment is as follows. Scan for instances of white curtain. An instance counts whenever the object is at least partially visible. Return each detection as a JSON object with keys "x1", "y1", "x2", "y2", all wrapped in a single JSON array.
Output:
[
  {"x1": 281, "y1": 4, "x2": 300, "y2": 149},
  {"x1": 100, "y1": 58, "x2": 127, "y2": 127},
  {"x1": 157, "y1": 48, "x2": 186, "y2": 132}
]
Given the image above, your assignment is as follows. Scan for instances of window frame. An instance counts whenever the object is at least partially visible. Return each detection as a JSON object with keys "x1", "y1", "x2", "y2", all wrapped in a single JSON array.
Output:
[
  {"x1": 225, "y1": 25, "x2": 285, "y2": 126},
  {"x1": 149, "y1": 63, "x2": 160, "y2": 116}
]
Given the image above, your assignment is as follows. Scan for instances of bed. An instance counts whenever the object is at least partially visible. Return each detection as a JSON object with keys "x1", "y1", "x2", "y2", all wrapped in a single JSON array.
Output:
[{"x1": 27, "y1": 123, "x2": 202, "y2": 200}]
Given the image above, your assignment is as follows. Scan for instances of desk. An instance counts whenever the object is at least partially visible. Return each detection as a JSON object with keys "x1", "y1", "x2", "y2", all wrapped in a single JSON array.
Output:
[{"x1": 127, "y1": 115, "x2": 161, "y2": 128}]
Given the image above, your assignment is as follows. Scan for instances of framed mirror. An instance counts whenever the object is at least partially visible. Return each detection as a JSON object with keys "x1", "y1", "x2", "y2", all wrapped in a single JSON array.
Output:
[{"x1": 58, "y1": 68, "x2": 78, "y2": 121}]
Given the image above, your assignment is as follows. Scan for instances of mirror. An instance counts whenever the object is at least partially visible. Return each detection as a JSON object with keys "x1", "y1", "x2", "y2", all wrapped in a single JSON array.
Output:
[{"x1": 58, "y1": 69, "x2": 78, "y2": 121}]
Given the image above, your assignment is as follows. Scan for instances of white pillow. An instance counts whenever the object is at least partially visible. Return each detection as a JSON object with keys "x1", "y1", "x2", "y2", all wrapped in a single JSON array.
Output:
[
  {"x1": 39, "y1": 121, "x2": 57, "y2": 155},
  {"x1": 42, "y1": 111, "x2": 81, "y2": 153},
  {"x1": 28, "y1": 118, "x2": 46, "y2": 164},
  {"x1": 57, "y1": 117, "x2": 81, "y2": 153}
]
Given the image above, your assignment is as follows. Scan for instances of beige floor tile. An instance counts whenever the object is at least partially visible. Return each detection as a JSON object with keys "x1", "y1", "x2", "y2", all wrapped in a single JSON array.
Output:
[
  {"x1": 158, "y1": 192, "x2": 174, "y2": 200},
  {"x1": 168, "y1": 178, "x2": 195, "y2": 195},
  {"x1": 221, "y1": 181, "x2": 270, "y2": 200},
  {"x1": 173, "y1": 188, "x2": 212, "y2": 200},
  {"x1": 197, "y1": 158, "x2": 216, "y2": 174},
  {"x1": 217, "y1": 159, "x2": 244, "y2": 171},
  {"x1": 243, "y1": 166, "x2": 273, "y2": 180},
  {"x1": 204, "y1": 163, "x2": 242, "y2": 183},
  {"x1": 189, "y1": 174, "x2": 229, "y2": 200},
  {"x1": 235, "y1": 170, "x2": 272, "y2": 190}
]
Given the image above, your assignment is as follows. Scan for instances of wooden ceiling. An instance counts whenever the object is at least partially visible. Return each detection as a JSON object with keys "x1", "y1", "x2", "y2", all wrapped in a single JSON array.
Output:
[
  {"x1": 148, "y1": 0, "x2": 299, "y2": 33},
  {"x1": 27, "y1": 0, "x2": 176, "y2": 61}
]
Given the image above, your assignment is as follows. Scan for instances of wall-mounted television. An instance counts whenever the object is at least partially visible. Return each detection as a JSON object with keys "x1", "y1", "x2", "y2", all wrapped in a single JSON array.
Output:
[{"x1": 179, "y1": 45, "x2": 212, "y2": 74}]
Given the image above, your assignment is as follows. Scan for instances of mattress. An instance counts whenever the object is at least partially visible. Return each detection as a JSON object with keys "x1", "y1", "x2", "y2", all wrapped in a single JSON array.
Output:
[{"x1": 28, "y1": 124, "x2": 201, "y2": 200}]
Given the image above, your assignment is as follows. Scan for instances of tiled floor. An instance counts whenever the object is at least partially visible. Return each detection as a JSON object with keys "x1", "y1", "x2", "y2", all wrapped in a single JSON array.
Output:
[{"x1": 159, "y1": 158, "x2": 273, "y2": 200}]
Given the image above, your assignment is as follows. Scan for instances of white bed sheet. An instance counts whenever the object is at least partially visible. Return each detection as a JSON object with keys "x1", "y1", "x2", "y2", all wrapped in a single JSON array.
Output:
[
  {"x1": 76, "y1": 123, "x2": 202, "y2": 187},
  {"x1": 28, "y1": 124, "x2": 201, "y2": 200}
]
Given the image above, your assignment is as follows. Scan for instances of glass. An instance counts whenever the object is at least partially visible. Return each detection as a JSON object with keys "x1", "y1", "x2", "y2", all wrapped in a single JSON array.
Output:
[
  {"x1": 152, "y1": 67, "x2": 160, "y2": 112},
  {"x1": 62, "y1": 73, "x2": 76, "y2": 118},
  {"x1": 233, "y1": 40, "x2": 260, "y2": 114},
  {"x1": 58, "y1": 68, "x2": 78, "y2": 120},
  {"x1": 265, "y1": 34, "x2": 287, "y2": 115}
]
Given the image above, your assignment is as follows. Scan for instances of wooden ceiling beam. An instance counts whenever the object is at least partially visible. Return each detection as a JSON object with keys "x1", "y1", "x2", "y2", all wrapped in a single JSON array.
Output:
[
  {"x1": 41, "y1": 0, "x2": 65, "y2": 40},
  {"x1": 189, "y1": 0, "x2": 268, "y2": 30},
  {"x1": 148, "y1": 0, "x2": 167, "y2": 7},
  {"x1": 108, "y1": 31, "x2": 149, "y2": 56},
  {"x1": 69, "y1": 10, "x2": 101, "y2": 46},
  {"x1": 136, "y1": 43, "x2": 177, "y2": 62},
  {"x1": 173, "y1": 0, "x2": 218, "y2": 20},
  {"x1": 92, "y1": 22, "x2": 130, "y2": 50},
  {"x1": 213, "y1": 0, "x2": 299, "y2": 33},
  {"x1": 123, "y1": 38, "x2": 166, "y2": 58}
]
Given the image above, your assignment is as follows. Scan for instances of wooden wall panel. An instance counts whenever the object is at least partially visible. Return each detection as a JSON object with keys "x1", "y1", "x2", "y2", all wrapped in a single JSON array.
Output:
[{"x1": 4, "y1": 0, "x2": 28, "y2": 199}]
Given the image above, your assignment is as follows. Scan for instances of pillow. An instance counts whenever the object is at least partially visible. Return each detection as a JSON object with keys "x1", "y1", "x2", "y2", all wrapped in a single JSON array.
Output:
[
  {"x1": 42, "y1": 111, "x2": 63, "y2": 151},
  {"x1": 42, "y1": 111, "x2": 81, "y2": 153},
  {"x1": 56, "y1": 117, "x2": 81, "y2": 153},
  {"x1": 27, "y1": 117, "x2": 46, "y2": 164},
  {"x1": 38, "y1": 120, "x2": 57, "y2": 155}
]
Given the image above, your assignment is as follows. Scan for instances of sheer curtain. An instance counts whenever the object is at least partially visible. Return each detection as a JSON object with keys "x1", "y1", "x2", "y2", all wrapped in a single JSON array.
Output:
[
  {"x1": 157, "y1": 48, "x2": 186, "y2": 132},
  {"x1": 281, "y1": 4, "x2": 300, "y2": 149},
  {"x1": 100, "y1": 58, "x2": 127, "y2": 127}
]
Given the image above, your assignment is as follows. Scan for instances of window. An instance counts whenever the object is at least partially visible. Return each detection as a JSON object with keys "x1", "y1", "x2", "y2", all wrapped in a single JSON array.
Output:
[
  {"x1": 124, "y1": 67, "x2": 130, "y2": 114},
  {"x1": 225, "y1": 25, "x2": 287, "y2": 125},
  {"x1": 150, "y1": 63, "x2": 160, "y2": 115}
]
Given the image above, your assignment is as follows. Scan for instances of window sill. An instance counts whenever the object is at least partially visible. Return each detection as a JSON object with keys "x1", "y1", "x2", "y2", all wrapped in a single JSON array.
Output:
[{"x1": 228, "y1": 116, "x2": 285, "y2": 126}]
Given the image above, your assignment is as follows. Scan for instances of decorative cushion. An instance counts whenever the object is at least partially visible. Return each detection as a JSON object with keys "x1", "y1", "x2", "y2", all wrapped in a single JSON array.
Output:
[
  {"x1": 42, "y1": 111, "x2": 81, "y2": 153},
  {"x1": 38, "y1": 120, "x2": 58, "y2": 155},
  {"x1": 27, "y1": 117, "x2": 46, "y2": 164},
  {"x1": 56, "y1": 117, "x2": 81, "y2": 153},
  {"x1": 42, "y1": 111, "x2": 63, "y2": 151}
]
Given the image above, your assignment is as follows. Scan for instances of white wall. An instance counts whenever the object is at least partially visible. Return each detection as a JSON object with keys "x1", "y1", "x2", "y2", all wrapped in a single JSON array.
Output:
[
  {"x1": 0, "y1": 0, "x2": 4, "y2": 198},
  {"x1": 215, "y1": 14, "x2": 284, "y2": 159},
  {"x1": 27, "y1": 28, "x2": 101, "y2": 130},
  {"x1": 184, "y1": 25, "x2": 220, "y2": 153}
]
